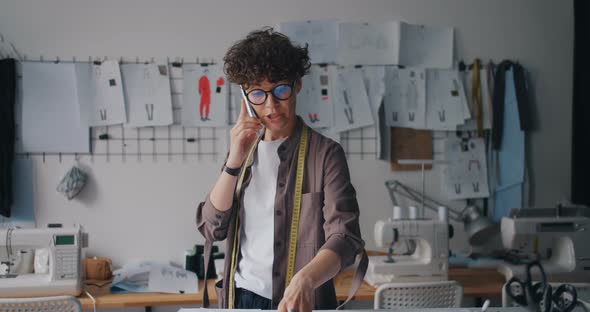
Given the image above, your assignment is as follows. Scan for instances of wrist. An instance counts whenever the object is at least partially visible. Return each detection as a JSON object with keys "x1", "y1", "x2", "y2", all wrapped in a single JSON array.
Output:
[
  {"x1": 225, "y1": 157, "x2": 242, "y2": 169},
  {"x1": 292, "y1": 272, "x2": 315, "y2": 289}
]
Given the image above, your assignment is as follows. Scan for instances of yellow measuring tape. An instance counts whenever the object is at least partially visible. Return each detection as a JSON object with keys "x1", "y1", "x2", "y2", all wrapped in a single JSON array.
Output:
[
  {"x1": 472, "y1": 58, "x2": 483, "y2": 137},
  {"x1": 227, "y1": 126, "x2": 308, "y2": 308},
  {"x1": 285, "y1": 125, "x2": 308, "y2": 286}
]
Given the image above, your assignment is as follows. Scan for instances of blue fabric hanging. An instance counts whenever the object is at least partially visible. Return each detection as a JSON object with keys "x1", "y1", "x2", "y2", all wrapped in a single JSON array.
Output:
[{"x1": 492, "y1": 68, "x2": 526, "y2": 221}]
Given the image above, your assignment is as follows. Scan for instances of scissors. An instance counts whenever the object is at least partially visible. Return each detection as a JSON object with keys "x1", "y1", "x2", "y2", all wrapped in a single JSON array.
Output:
[
  {"x1": 505, "y1": 261, "x2": 578, "y2": 312},
  {"x1": 505, "y1": 261, "x2": 551, "y2": 312},
  {"x1": 551, "y1": 284, "x2": 578, "y2": 312}
]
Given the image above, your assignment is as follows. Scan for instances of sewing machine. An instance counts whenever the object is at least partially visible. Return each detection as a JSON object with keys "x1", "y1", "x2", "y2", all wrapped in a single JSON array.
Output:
[
  {"x1": 364, "y1": 206, "x2": 450, "y2": 286},
  {"x1": 498, "y1": 207, "x2": 590, "y2": 283},
  {"x1": 0, "y1": 226, "x2": 88, "y2": 297}
]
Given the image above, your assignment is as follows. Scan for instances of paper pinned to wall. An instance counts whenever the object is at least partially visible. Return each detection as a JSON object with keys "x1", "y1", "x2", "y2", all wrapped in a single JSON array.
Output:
[
  {"x1": 169, "y1": 64, "x2": 184, "y2": 124},
  {"x1": 361, "y1": 66, "x2": 386, "y2": 120},
  {"x1": 297, "y1": 65, "x2": 335, "y2": 128},
  {"x1": 182, "y1": 64, "x2": 228, "y2": 127},
  {"x1": 280, "y1": 20, "x2": 339, "y2": 64},
  {"x1": 20, "y1": 62, "x2": 90, "y2": 153},
  {"x1": 384, "y1": 67, "x2": 427, "y2": 129},
  {"x1": 441, "y1": 136, "x2": 490, "y2": 199},
  {"x1": 76, "y1": 60, "x2": 127, "y2": 126},
  {"x1": 317, "y1": 127, "x2": 341, "y2": 144},
  {"x1": 399, "y1": 22, "x2": 454, "y2": 68},
  {"x1": 332, "y1": 67, "x2": 375, "y2": 132},
  {"x1": 361, "y1": 66, "x2": 386, "y2": 156},
  {"x1": 425, "y1": 69, "x2": 467, "y2": 130},
  {"x1": 121, "y1": 63, "x2": 173, "y2": 127},
  {"x1": 338, "y1": 21, "x2": 400, "y2": 65}
]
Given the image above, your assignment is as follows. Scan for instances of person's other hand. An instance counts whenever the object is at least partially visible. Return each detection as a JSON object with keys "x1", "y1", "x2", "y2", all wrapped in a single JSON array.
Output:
[
  {"x1": 278, "y1": 274, "x2": 313, "y2": 312},
  {"x1": 226, "y1": 99, "x2": 262, "y2": 168}
]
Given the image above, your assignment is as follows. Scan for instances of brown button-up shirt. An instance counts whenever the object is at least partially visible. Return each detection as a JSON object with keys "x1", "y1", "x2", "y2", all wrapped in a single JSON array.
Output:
[{"x1": 196, "y1": 117, "x2": 364, "y2": 309}]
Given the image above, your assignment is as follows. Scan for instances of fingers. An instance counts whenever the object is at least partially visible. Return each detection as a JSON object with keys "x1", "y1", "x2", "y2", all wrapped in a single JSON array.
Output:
[
  {"x1": 280, "y1": 302, "x2": 309, "y2": 312},
  {"x1": 239, "y1": 98, "x2": 250, "y2": 119},
  {"x1": 231, "y1": 121, "x2": 261, "y2": 137},
  {"x1": 277, "y1": 299, "x2": 287, "y2": 312},
  {"x1": 277, "y1": 293, "x2": 311, "y2": 312},
  {"x1": 239, "y1": 98, "x2": 246, "y2": 118}
]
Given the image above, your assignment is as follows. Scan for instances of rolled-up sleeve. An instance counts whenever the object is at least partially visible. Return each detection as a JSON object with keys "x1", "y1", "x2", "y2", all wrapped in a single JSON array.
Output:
[
  {"x1": 196, "y1": 193, "x2": 233, "y2": 241},
  {"x1": 319, "y1": 143, "x2": 365, "y2": 270}
]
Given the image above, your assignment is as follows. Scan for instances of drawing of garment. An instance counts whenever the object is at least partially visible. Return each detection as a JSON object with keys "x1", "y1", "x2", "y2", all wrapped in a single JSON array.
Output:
[
  {"x1": 406, "y1": 81, "x2": 417, "y2": 109},
  {"x1": 199, "y1": 75, "x2": 211, "y2": 120}
]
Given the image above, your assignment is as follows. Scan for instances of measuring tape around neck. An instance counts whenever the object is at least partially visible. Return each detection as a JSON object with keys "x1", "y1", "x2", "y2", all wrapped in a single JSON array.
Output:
[
  {"x1": 227, "y1": 126, "x2": 308, "y2": 308},
  {"x1": 285, "y1": 125, "x2": 308, "y2": 286}
]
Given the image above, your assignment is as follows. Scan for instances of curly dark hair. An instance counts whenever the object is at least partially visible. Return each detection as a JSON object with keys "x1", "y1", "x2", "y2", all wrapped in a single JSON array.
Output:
[{"x1": 223, "y1": 27, "x2": 311, "y2": 86}]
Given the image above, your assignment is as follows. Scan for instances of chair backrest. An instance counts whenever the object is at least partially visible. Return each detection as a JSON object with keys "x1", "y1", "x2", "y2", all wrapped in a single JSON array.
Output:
[
  {"x1": 0, "y1": 296, "x2": 82, "y2": 312},
  {"x1": 374, "y1": 280, "x2": 463, "y2": 309}
]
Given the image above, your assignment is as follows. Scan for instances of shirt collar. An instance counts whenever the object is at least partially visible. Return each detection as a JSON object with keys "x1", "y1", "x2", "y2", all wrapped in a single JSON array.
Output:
[{"x1": 244, "y1": 116, "x2": 305, "y2": 167}]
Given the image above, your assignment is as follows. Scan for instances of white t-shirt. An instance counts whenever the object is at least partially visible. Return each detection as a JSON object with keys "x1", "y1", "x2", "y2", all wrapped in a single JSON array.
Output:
[{"x1": 234, "y1": 137, "x2": 286, "y2": 299}]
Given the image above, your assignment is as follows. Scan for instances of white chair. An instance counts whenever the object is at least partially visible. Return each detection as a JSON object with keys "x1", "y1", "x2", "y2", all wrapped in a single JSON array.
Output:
[
  {"x1": 0, "y1": 296, "x2": 82, "y2": 312},
  {"x1": 374, "y1": 281, "x2": 464, "y2": 309}
]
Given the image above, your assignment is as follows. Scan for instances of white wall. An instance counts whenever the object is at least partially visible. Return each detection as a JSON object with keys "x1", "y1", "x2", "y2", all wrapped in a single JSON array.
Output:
[{"x1": 0, "y1": 0, "x2": 574, "y2": 310}]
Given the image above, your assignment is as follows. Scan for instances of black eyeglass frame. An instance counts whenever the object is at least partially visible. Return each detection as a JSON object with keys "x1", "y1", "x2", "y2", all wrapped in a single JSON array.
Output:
[{"x1": 241, "y1": 80, "x2": 296, "y2": 105}]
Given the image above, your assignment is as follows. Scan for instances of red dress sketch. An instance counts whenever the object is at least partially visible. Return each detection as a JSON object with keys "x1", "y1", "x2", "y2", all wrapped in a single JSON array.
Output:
[{"x1": 199, "y1": 75, "x2": 211, "y2": 121}]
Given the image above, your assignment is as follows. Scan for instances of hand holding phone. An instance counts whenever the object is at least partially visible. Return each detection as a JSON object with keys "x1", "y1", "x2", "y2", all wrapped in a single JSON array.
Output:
[
  {"x1": 225, "y1": 88, "x2": 264, "y2": 168},
  {"x1": 240, "y1": 86, "x2": 259, "y2": 119}
]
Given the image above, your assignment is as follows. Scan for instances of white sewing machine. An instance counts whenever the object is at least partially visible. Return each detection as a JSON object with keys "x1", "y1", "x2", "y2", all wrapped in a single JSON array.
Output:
[
  {"x1": 364, "y1": 206, "x2": 450, "y2": 286},
  {"x1": 498, "y1": 207, "x2": 590, "y2": 283},
  {"x1": 0, "y1": 225, "x2": 88, "y2": 297}
]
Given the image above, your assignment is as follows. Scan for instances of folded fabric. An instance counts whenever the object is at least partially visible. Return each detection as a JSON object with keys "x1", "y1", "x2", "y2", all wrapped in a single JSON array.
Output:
[{"x1": 56, "y1": 166, "x2": 88, "y2": 200}]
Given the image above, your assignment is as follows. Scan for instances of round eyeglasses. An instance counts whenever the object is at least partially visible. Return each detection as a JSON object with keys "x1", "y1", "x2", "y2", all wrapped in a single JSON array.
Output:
[{"x1": 242, "y1": 81, "x2": 295, "y2": 105}]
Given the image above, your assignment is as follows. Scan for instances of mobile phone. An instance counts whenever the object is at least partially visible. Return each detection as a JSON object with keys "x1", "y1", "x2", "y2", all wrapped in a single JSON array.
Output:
[{"x1": 240, "y1": 86, "x2": 259, "y2": 119}]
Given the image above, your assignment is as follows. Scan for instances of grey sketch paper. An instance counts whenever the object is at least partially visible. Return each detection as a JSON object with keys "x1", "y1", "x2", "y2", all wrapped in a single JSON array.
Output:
[
  {"x1": 121, "y1": 63, "x2": 173, "y2": 127},
  {"x1": 361, "y1": 66, "x2": 386, "y2": 155},
  {"x1": 332, "y1": 67, "x2": 375, "y2": 132},
  {"x1": 399, "y1": 22, "x2": 454, "y2": 69},
  {"x1": 458, "y1": 68, "x2": 493, "y2": 130},
  {"x1": 168, "y1": 64, "x2": 183, "y2": 124},
  {"x1": 20, "y1": 62, "x2": 90, "y2": 153},
  {"x1": 338, "y1": 21, "x2": 400, "y2": 65},
  {"x1": 182, "y1": 64, "x2": 228, "y2": 127},
  {"x1": 317, "y1": 127, "x2": 341, "y2": 144},
  {"x1": 280, "y1": 20, "x2": 339, "y2": 64},
  {"x1": 425, "y1": 69, "x2": 467, "y2": 130},
  {"x1": 297, "y1": 65, "x2": 335, "y2": 128},
  {"x1": 441, "y1": 137, "x2": 490, "y2": 200},
  {"x1": 384, "y1": 67, "x2": 427, "y2": 129},
  {"x1": 76, "y1": 60, "x2": 127, "y2": 126}
]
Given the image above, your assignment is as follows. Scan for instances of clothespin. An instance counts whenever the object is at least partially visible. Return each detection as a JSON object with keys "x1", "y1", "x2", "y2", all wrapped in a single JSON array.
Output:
[{"x1": 458, "y1": 60, "x2": 466, "y2": 72}]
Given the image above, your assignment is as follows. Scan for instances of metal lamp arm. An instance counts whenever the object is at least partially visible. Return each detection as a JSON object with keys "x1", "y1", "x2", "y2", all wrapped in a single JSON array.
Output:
[{"x1": 385, "y1": 180, "x2": 463, "y2": 222}]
